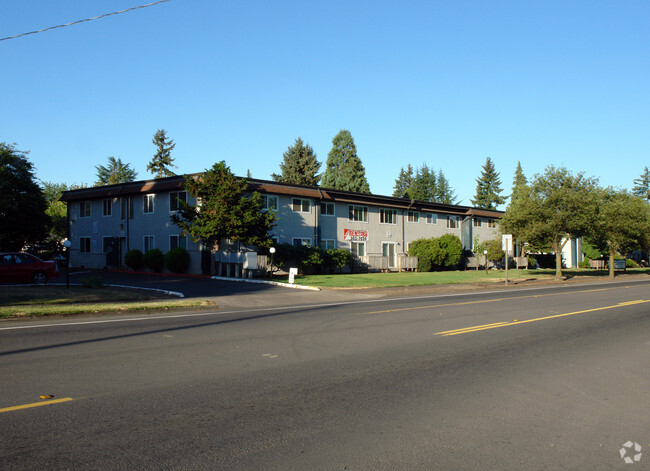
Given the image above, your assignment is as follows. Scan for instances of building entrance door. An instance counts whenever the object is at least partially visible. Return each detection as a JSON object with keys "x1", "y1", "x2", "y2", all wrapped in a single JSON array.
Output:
[{"x1": 382, "y1": 242, "x2": 396, "y2": 269}]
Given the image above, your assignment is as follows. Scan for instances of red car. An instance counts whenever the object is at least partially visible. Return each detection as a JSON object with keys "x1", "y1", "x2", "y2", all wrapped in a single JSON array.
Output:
[{"x1": 0, "y1": 253, "x2": 59, "y2": 284}]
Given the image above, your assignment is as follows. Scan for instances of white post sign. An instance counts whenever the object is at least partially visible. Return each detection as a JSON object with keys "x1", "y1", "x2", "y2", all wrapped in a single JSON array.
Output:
[
  {"x1": 288, "y1": 267, "x2": 298, "y2": 284},
  {"x1": 502, "y1": 234, "x2": 513, "y2": 286}
]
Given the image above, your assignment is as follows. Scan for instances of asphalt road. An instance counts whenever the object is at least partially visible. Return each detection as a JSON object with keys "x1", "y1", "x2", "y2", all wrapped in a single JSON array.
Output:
[{"x1": 1, "y1": 280, "x2": 649, "y2": 470}]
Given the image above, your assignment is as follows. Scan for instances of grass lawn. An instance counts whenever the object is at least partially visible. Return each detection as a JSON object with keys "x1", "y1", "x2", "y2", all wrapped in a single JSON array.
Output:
[
  {"x1": 294, "y1": 267, "x2": 650, "y2": 288},
  {"x1": 0, "y1": 285, "x2": 212, "y2": 318}
]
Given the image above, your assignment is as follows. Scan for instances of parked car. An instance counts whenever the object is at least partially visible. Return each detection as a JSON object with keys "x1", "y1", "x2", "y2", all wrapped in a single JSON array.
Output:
[{"x1": 0, "y1": 252, "x2": 59, "y2": 284}]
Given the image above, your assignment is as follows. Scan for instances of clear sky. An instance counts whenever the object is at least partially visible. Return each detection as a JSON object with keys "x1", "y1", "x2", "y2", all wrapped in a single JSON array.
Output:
[{"x1": 2, "y1": 1, "x2": 648, "y2": 207}]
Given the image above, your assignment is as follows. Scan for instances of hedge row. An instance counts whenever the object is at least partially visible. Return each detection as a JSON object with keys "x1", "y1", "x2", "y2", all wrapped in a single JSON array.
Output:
[{"x1": 124, "y1": 248, "x2": 191, "y2": 273}]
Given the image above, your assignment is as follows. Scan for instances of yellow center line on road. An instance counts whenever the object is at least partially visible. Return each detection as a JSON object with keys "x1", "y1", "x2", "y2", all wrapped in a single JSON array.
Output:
[
  {"x1": 366, "y1": 287, "x2": 612, "y2": 315},
  {"x1": 0, "y1": 397, "x2": 73, "y2": 414},
  {"x1": 436, "y1": 300, "x2": 650, "y2": 336}
]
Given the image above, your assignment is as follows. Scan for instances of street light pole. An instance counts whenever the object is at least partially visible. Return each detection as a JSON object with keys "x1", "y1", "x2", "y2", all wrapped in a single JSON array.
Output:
[
  {"x1": 269, "y1": 247, "x2": 276, "y2": 281},
  {"x1": 484, "y1": 250, "x2": 488, "y2": 276},
  {"x1": 63, "y1": 239, "x2": 72, "y2": 287}
]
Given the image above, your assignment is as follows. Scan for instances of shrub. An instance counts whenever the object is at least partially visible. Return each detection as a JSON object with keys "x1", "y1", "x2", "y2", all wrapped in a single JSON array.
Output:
[
  {"x1": 326, "y1": 249, "x2": 353, "y2": 272},
  {"x1": 144, "y1": 248, "x2": 165, "y2": 272},
  {"x1": 486, "y1": 239, "x2": 504, "y2": 263},
  {"x1": 578, "y1": 259, "x2": 591, "y2": 269},
  {"x1": 165, "y1": 247, "x2": 191, "y2": 273},
  {"x1": 438, "y1": 234, "x2": 463, "y2": 269},
  {"x1": 625, "y1": 258, "x2": 637, "y2": 268},
  {"x1": 124, "y1": 249, "x2": 144, "y2": 271}
]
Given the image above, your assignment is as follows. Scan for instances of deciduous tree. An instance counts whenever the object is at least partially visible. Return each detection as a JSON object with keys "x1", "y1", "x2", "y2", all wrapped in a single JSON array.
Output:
[
  {"x1": 321, "y1": 130, "x2": 370, "y2": 193},
  {"x1": 271, "y1": 138, "x2": 321, "y2": 186},
  {"x1": 171, "y1": 161, "x2": 277, "y2": 249},
  {"x1": 500, "y1": 166, "x2": 599, "y2": 280},
  {"x1": 95, "y1": 156, "x2": 138, "y2": 186},
  {"x1": 0, "y1": 143, "x2": 50, "y2": 251},
  {"x1": 471, "y1": 157, "x2": 505, "y2": 209},
  {"x1": 589, "y1": 189, "x2": 650, "y2": 278},
  {"x1": 148, "y1": 129, "x2": 177, "y2": 178}
]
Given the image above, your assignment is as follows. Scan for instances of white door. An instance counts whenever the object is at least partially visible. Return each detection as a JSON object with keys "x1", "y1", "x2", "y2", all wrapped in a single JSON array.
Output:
[{"x1": 382, "y1": 242, "x2": 396, "y2": 268}]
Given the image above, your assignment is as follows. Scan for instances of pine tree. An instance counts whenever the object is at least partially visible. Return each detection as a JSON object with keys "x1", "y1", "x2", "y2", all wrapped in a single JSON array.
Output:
[
  {"x1": 471, "y1": 157, "x2": 506, "y2": 210},
  {"x1": 393, "y1": 164, "x2": 415, "y2": 198},
  {"x1": 321, "y1": 130, "x2": 370, "y2": 193},
  {"x1": 95, "y1": 156, "x2": 138, "y2": 186},
  {"x1": 632, "y1": 166, "x2": 650, "y2": 201},
  {"x1": 435, "y1": 169, "x2": 458, "y2": 204},
  {"x1": 148, "y1": 129, "x2": 177, "y2": 178},
  {"x1": 271, "y1": 138, "x2": 321, "y2": 185}
]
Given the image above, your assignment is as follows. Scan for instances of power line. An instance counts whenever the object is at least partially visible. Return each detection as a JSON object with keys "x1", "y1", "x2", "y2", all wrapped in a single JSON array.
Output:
[{"x1": 0, "y1": 0, "x2": 172, "y2": 42}]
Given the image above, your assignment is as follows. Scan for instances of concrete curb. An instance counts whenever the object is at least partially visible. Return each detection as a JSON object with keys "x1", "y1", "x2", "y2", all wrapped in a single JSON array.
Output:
[
  {"x1": 48, "y1": 282, "x2": 185, "y2": 298},
  {"x1": 210, "y1": 276, "x2": 321, "y2": 291}
]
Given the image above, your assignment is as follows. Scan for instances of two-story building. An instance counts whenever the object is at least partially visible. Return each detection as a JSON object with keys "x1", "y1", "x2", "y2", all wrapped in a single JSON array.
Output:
[{"x1": 60, "y1": 175, "x2": 503, "y2": 274}]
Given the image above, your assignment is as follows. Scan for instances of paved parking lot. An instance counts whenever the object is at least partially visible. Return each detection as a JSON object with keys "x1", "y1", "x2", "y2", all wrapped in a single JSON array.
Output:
[{"x1": 62, "y1": 269, "x2": 381, "y2": 310}]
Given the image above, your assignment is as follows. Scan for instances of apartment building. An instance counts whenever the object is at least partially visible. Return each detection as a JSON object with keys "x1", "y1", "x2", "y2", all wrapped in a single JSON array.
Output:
[{"x1": 61, "y1": 175, "x2": 502, "y2": 274}]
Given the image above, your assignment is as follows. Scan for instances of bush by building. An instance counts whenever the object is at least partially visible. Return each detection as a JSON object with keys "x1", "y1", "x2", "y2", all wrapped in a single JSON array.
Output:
[
  {"x1": 124, "y1": 249, "x2": 144, "y2": 271},
  {"x1": 165, "y1": 247, "x2": 191, "y2": 273},
  {"x1": 144, "y1": 248, "x2": 165, "y2": 272}
]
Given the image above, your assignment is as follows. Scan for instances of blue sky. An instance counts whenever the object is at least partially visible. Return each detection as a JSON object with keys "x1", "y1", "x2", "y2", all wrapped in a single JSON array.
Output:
[{"x1": 2, "y1": 1, "x2": 648, "y2": 207}]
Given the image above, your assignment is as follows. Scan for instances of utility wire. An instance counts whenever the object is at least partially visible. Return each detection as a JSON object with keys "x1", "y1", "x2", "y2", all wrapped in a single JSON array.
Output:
[{"x1": 0, "y1": 0, "x2": 172, "y2": 42}]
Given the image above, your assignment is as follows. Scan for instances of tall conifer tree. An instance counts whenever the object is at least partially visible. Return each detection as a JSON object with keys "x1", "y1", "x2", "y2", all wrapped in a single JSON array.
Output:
[
  {"x1": 471, "y1": 157, "x2": 505, "y2": 209},
  {"x1": 148, "y1": 129, "x2": 177, "y2": 178},
  {"x1": 271, "y1": 138, "x2": 321, "y2": 185},
  {"x1": 321, "y1": 130, "x2": 370, "y2": 193}
]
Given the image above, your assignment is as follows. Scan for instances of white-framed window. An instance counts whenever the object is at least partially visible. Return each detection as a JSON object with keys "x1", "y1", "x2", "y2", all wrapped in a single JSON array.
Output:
[
  {"x1": 292, "y1": 198, "x2": 310, "y2": 213},
  {"x1": 320, "y1": 239, "x2": 335, "y2": 250},
  {"x1": 487, "y1": 218, "x2": 497, "y2": 228},
  {"x1": 321, "y1": 202, "x2": 335, "y2": 216},
  {"x1": 170, "y1": 191, "x2": 187, "y2": 212},
  {"x1": 348, "y1": 205, "x2": 368, "y2": 222},
  {"x1": 473, "y1": 217, "x2": 482, "y2": 227},
  {"x1": 80, "y1": 201, "x2": 91, "y2": 218},
  {"x1": 350, "y1": 241, "x2": 366, "y2": 256},
  {"x1": 380, "y1": 208, "x2": 397, "y2": 224},
  {"x1": 170, "y1": 234, "x2": 187, "y2": 250},
  {"x1": 292, "y1": 237, "x2": 311, "y2": 247},
  {"x1": 144, "y1": 235, "x2": 155, "y2": 252},
  {"x1": 407, "y1": 211, "x2": 420, "y2": 223},
  {"x1": 121, "y1": 197, "x2": 133, "y2": 219},
  {"x1": 426, "y1": 213, "x2": 438, "y2": 225},
  {"x1": 144, "y1": 194, "x2": 155, "y2": 214},
  {"x1": 447, "y1": 216, "x2": 460, "y2": 229},
  {"x1": 262, "y1": 195, "x2": 278, "y2": 211},
  {"x1": 102, "y1": 199, "x2": 112, "y2": 217},
  {"x1": 80, "y1": 237, "x2": 91, "y2": 253}
]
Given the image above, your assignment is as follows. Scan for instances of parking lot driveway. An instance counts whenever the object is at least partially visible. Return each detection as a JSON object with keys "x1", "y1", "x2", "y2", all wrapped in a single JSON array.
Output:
[{"x1": 66, "y1": 270, "x2": 381, "y2": 309}]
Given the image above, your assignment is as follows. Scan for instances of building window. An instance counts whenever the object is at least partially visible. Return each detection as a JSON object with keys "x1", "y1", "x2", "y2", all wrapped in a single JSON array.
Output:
[
  {"x1": 447, "y1": 216, "x2": 460, "y2": 229},
  {"x1": 80, "y1": 201, "x2": 91, "y2": 218},
  {"x1": 80, "y1": 237, "x2": 91, "y2": 253},
  {"x1": 320, "y1": 239, "x2": 335, "y2": 250},
  {"x1": 102, "y1": 237, "x2": 112, "y2": 253},
  {"x1": 170, "y1": 191, "x2": 187, "y2": 212},
  {"x1": 321, "y1": 202, "x2": 335, "y2": 216},
  {"x1": 473, "y1": 217, "x2": 482, "y2": 227},
  {"x1": 292, "y1": 237, "x2": 311, "y2": 247},
  {"x1": 170, "y1": 235, "x2": 187, "y2": 250},
  {"x1": 102, "y1": 199, "x2": 112, "y2": 217},
  {"x1": 380, "y1": 208, "x2": 397, "y2": 224},
  {"x1": 292, "y1": 198, "x2": 310, "y2": 213},
  {"x1": 407, "y1": 211, "x2": 420, "y2": 223},
  {"x1": 144, "y1": 194, "x2": 155, "y2": 214},
  {"x1": 426, "y1": 213, "x2": 438, "y2": 225},
  {"x1": 262, "y1": 195, "x2": 278, "y2": 211},
  {"x1": 487, "y1": 218, "x2": 497, "y2": 228},
  {"x1": 350, "y1": 241, "x2": 366, "y2": 256},
  {"x1": 121, "y1": 197, "x2": 133, "y2": 219},
  {"x1": 144, "y1": 235, "x2": 155, "y2": 252},
  {"x1": 348, "y1": 205, "x2": 368, "y2": 222}
]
